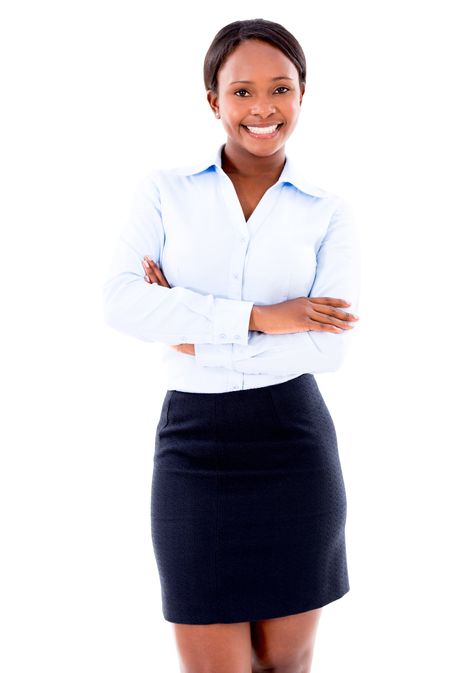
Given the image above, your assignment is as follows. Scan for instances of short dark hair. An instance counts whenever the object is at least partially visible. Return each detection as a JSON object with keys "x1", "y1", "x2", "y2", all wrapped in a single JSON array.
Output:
[{"x1": 203, "y1": 18, "x2": 307, "y2": 96}]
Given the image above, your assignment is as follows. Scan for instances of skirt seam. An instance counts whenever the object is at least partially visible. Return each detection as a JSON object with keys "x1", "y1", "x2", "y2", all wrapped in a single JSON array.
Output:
[{"x1": 160, "y1": 391, "x2": 174, "y2": 432}]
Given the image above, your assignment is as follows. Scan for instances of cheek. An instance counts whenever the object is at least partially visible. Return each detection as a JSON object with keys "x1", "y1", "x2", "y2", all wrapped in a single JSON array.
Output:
[
  {"x1": 284, "y1": 99, "x2": 300, "y2": 116},
  {"x1": 221, "y1": 103, "x2": 244, "y2": 124},
  {"x1": 225, "y1": 116, "x2": 243, "y2": 131}
]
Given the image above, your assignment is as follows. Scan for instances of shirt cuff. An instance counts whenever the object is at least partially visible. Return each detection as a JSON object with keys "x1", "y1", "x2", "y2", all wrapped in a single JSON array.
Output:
[
  {"x1": 194, "y1": 343, "x2": 233, "y2": 369},
  {"x1": 212, "y1": 298, "x2": 254, "y2": 345}
]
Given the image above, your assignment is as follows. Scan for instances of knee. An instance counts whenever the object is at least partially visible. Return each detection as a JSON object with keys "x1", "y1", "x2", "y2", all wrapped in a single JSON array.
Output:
[
  {"x1": 253, "y1": 665, "x2": 310, "y2": 673},
  {"x1": 252, "y1": 648, "x2": 313, "y2": 673}
]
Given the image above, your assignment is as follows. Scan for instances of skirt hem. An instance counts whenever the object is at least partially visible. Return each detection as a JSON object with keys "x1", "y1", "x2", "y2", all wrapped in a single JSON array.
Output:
[{"x1": 161, "y1": 584, "x2": 350, "y2": 625}]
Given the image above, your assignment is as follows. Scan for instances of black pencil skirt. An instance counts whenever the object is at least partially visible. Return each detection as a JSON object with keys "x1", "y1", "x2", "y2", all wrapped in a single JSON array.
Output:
[{"x1": 150, "y1": 373, "x2": 350, "y2": 625}]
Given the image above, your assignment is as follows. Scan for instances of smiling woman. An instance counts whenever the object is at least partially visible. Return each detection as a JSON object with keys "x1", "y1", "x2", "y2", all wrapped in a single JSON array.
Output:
[
  {"x1": 102, "y1": 16, "x2": 360, "y2": 673},
  {"x1": 205, "y1": 35, "x2": 306, "y2": 175}
]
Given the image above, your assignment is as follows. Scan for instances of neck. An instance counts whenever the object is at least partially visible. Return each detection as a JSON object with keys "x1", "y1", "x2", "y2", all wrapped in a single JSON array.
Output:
[{"x1": 221, "y1": 142, "x2": 286, "y2": 181}]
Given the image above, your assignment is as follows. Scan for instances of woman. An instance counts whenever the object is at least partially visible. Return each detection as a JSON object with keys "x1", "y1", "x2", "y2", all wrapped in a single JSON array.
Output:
[{"x1": 103, "y1": 18, "x2": 360, "y2": 673}]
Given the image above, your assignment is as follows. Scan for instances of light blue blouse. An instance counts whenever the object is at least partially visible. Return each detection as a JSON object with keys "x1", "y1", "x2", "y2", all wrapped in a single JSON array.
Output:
[{"x1": 102, "y1": 142, "x2": 361, "y2": 393}]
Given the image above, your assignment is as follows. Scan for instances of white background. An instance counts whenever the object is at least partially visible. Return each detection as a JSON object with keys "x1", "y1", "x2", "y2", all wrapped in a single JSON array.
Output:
[{"x1": 1, "y1": 1, "x2": 449, "y2": 671}]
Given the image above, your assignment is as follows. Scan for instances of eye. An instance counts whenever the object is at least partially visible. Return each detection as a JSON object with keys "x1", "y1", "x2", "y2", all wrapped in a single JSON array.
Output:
[{"x1": 234, "y1": 86, "x2": 290, "y2": 97}]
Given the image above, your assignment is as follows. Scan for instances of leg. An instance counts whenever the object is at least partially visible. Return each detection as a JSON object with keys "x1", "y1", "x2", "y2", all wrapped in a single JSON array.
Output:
[
  {"x1": 172, "y1": 621, "x2": 253, "y2": 673},
  {"x1": 251, "y1": 607, "x2": 323, "y2": 673}
]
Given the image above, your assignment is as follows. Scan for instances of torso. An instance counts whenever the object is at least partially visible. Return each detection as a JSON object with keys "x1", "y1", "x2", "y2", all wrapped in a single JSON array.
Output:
[{"x1": 227, "y1": 175, "x2": 277, "y2": 222}]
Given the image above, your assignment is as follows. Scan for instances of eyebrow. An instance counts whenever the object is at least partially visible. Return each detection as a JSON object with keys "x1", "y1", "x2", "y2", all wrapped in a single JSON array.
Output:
[{"x1": 229, "y1": 76, "x2": 294, "y2": 85}]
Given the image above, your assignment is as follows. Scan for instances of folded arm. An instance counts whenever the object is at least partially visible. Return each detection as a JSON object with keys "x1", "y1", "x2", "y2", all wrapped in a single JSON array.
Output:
[
  {"x1": 194, "y1": 197, "x2": 361, "y2": 375},
  {"x1": 102, "y1": 173, "x2": 254, "y2": 345}
]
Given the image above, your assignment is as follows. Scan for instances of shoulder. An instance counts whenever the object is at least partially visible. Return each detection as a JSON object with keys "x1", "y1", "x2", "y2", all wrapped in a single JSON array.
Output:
[
  {"x1": 294, "y1": 179, "x2": 354, "y2": 222},
  {"x1": 307, "y1": 184, "x2": 354, "y2": 221},
  {"x1": 127, "y1": 170, "x2": 165, "y2": 213},
  {"x1": 132, "y1": 164, "x2": 192, "y2": 198},
  {"x1": 322, "y1": 194, "x2": 359, "y2": 247}
]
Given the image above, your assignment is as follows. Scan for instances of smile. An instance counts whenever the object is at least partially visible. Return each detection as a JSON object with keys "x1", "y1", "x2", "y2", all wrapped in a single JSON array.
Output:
[{"x1": 242, "y1": 123, "x2": 283, "y2": 139}]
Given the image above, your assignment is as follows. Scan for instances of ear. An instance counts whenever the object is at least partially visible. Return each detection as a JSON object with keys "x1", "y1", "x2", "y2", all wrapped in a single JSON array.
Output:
[
  {"x1": 299, "y1": 86, "x2": 305, "y2": 107},
  {"x1": 206, "y1": 90, "x2": 219, "y2": 116}
]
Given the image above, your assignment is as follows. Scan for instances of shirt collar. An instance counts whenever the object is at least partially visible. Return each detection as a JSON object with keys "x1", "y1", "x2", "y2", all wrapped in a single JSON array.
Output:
[{"x1": 170, "y1": 143, "x2": 326, "y2": 198}]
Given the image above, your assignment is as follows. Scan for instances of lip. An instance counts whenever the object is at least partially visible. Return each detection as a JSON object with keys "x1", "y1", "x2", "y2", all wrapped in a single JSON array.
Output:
[
  {"x1": 243, "y1": 122, "x2": 283, "y2": 127},
  {"x1": 241, "y1": 123, "x2": 283, "y2": 139}
]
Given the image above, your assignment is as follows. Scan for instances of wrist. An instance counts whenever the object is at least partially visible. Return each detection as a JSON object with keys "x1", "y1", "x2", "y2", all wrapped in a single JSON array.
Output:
[{"x1": 249, "y1": 305, "x2": 266, "y2": 332}]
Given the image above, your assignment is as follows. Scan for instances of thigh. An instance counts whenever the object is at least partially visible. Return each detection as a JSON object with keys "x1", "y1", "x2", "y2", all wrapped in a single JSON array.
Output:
[
  {"x1": 251, "y1": 608, "x2": 323, "y2": 673},
  {"x1": 172, "y1": 621, "x2": 253, "y2": 673}
]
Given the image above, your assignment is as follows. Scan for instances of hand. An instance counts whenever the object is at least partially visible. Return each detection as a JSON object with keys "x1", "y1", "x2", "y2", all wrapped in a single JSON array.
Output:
[
  {"x1": 256, "y1": 296, "x2": 359, "y2": 335},
  {"x1": 141, "y1": 256, "x2": 171, "y2": 288},
  {"x1": 141, "y1": 256, "x2": 195, "y2": 356}
]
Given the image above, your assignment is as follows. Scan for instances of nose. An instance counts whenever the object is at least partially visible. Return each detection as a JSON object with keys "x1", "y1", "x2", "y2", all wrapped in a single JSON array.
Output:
[{"x1": 249, "y1": 95, "x2": 277, "y2": 117}]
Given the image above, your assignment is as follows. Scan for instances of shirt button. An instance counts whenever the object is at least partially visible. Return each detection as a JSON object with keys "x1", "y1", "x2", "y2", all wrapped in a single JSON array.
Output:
[
  {"x1": 219, "y1": 333, "x2": 226, "y2": 339},
  {"x1": 234, "y1": 335, "x2": 240, "y2": 340},
  {"x1": 240, "y1": 237, "x2": 246, "y2": 243},
  {"x1": 233, "y1": 273, "x2": 239, "y2": 279},
  {"x1": 232, "y1": 385, "x2": 239, "y2": 390}
]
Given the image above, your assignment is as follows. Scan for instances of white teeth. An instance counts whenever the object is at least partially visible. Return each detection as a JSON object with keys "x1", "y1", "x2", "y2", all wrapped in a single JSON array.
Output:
[{"x1": 245, "y1": 124, "x2": 279, "y2": 134}]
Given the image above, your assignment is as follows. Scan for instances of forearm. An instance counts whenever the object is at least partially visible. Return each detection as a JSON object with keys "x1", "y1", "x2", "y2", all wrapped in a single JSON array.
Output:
[
  {"x1": 103, "y1": 271, "x2": 254, "y2": 346},
  {"x1": 248, "y1": 304, "x2": 267, "y2": 332}
]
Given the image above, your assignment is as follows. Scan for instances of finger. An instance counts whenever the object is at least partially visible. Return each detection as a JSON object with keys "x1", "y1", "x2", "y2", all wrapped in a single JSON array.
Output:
[
  {"x1": 310, "y1": 311, "x2": 354, "y2": 329},
  {"x1": 308, "y1": 320, "x2": 346, "y2": 333},
  {"x1": 310, "y1": 306, "x2": 359, "y2": 323},
  {"x1": 144, "y1": 257, "x2": 171, "y2": 287},
  {"x1": 309, "y1": 296, "x2": 351, "y2": 307},
  {"x1": 149, "y1": 260, "x2": 167, "y2": 285},
  {"x1": 309, "y1": 314, "x2": 354, "y2": 331},
  {"x1": 142, "y1": 262, "x2": 160, "y2": 285},
  {"x1": 151, "y1": 265, "x2": 168, "y2": 285},
  {"x1": 158, "y1": 270, "x2": 171, "y2": 287},
  {"x1": 141, "y1": 259, "x2": 153, "y2": 283}
]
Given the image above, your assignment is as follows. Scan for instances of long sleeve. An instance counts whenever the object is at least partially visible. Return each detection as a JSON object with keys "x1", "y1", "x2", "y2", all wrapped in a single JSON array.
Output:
[
  {"x1": 194, "y1": 197, "x2": 360, "y2": 375},
  {"x1": 102, "y1": 173, "x2": 254, "y2": 345}
]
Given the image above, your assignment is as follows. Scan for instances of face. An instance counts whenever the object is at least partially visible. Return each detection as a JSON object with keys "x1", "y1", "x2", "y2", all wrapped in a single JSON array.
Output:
[{"x1": 207, "y1": 39, "x2": 304, "y2": 158}]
